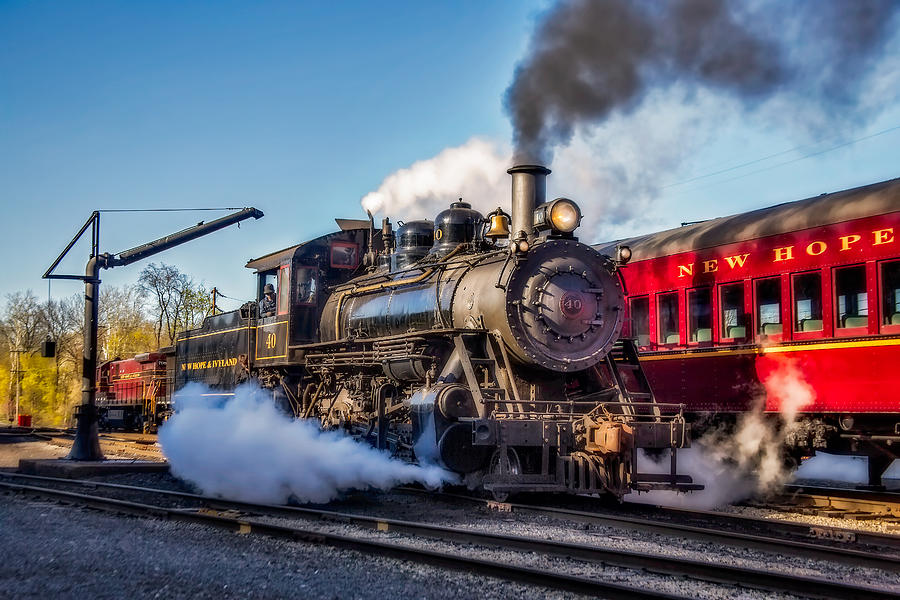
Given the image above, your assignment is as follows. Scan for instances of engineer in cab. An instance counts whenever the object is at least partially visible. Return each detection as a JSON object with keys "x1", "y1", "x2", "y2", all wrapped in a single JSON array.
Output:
[{"x1": 259, "y1": 283, "x2": 277, "y2": 317}]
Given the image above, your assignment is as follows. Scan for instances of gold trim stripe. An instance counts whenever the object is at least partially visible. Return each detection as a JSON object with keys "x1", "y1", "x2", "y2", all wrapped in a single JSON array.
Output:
[
  {"x1": 177, "y1": 319, "x2": 286, "y2": 342},
  {"x1": 639, "y1": 336, "x2": 900, "y2": 361},
  {"x1": 763, "y1": 337, "x2": 900, "y2": 354},
  {"x1": 178, "y1": 325, "x2": 252, "y2": 342},
  {"x1": 640, "y1": 348, "x2": 758, "y2": 361}
]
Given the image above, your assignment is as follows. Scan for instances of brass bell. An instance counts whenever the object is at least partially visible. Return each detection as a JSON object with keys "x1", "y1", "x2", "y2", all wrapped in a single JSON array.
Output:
[{"x1": 485, "y1": 208, "x2": 511, "y2": 239}]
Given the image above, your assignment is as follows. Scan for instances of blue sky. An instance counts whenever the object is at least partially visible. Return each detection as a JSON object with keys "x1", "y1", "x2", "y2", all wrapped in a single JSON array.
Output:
[{"x1": 2, "y1": 2, "x2": 898, "y2": 309}]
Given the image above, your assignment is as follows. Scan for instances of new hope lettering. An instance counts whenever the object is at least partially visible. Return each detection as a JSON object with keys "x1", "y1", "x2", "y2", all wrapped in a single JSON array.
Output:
[
  {"x1": 772, "y1": 228, "x2": 894, "y2": 262},
  {"x1": 676, "y1": 227, "x2": 894, "y2": 277},
  {"x1": 677, "y1": 253, "x2": 749, "y2": 278},
  {"x1": 180, "y1": 357, "x2": 239, "y2": 371}
]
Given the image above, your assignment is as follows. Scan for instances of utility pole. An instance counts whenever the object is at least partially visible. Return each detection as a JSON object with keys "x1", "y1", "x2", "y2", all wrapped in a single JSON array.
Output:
[
  {"x1": 9, "y1": 325, "x2": 23, "y2": 425},
  {"x1": 12, "y1": 348, "x2": 21, "y2": 425},
  {"x1": 5, "y1": 356, "x2": 10, "y2": 425},
  {"x1": 211, "y1": 287, "x2": 218, "y2": 315}
]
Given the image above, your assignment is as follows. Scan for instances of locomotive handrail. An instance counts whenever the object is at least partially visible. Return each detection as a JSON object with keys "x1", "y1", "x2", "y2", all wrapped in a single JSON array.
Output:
[
  {"x1": 332, "y1": 243, "x2": 469, "y2": 338},
  {"x1": 594, "y1": 401, "x2": 686, "y2": 419}
]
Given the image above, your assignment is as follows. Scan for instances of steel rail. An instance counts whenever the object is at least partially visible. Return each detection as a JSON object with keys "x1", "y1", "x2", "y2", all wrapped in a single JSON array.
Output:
[
  {"x1": 780, "y1": 484, "x2": 900, "y2": 516},
  {"x1": 0, "y1": 479, "x2": 682, "y2": 600},
  {"x1": 1, "y1": 473, "x2": 897, "y2": 599},
  {"x1": 394, "y1": 487, "x2": 900, "y2": 567}
]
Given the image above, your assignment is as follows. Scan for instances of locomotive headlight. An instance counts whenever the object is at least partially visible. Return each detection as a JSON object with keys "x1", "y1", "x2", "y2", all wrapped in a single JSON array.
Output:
[
  {"x1": 616, "y1": 245, "x2": 632, "y2": 264},
  {"x1": 534, "y1": 198, "x2": 582, "y2": 234}
]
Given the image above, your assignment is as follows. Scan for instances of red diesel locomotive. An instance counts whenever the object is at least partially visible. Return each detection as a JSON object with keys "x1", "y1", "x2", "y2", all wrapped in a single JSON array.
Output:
[
  {"x1": 598, "y1": 177, "x2": 900, "y2": 486},
  {"x1": 96, "y1": 351, "x2": 173, "y2": 432}
]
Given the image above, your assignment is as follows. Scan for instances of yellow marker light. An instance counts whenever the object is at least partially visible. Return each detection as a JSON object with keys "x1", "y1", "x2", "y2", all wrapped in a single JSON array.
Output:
[{"x1": 548, "y1": 199, "x2": 581, "y2": 233}]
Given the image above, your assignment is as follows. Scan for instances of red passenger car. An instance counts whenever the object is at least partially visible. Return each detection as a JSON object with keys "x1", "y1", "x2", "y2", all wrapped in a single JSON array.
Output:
[
  {"x1": 96, "y1": 351, "x2": 173, "y2": 432},
  {"x1": 598, "y1": 177, "x2": 900, "y2": 485}
]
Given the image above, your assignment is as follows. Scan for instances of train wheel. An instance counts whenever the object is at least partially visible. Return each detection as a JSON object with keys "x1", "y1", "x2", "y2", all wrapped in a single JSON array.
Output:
[{"x1": 488, "y1": 448, "x2": 521, "y2": 502}]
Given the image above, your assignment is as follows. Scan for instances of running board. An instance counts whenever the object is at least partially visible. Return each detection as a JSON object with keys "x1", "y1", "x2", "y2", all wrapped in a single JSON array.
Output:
[
  {"x1": 631, "y1": 482, "x2": 704, "y2": 492},
  {"x1": 632, "y1": 472, "x2": 703, "y2": 492}
]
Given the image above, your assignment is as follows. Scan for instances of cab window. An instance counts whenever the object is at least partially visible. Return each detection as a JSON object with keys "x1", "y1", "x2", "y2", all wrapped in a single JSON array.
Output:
[
  {"x1": 258, "y1": 271, "x2": 277, "y2": 300},
  {"x1": 278, "y1": 265, "x2": 290, "y2": 315},
  {"x1": 330, "y1": 241, "x2": 359, "y2": 269},
  {"x1": 657, "y1": 292, "x2": 680, "y2": 345},
  {"x1": 720, "y1": 283, "x2": 747, "y2": 340},
  {"x1": 629, "y1": 296, "x2": 650, "y2": 347},
  {"x1": 755, "y1": 277, "x2": 782, "y2": 335},
  {"x1": 883, "y1": 260, "x2": 900, "y2": 326},
  {"x1": 793, "y1": 271, "x2": 823, "y2": 332},
  {"x1": 688, "y1": 288, "x2": 712, "y2": 343},
  {"x1": 257, "y1": 270, "x2": 279, "y2": 318},
  {"x1": 295, "y1": 267, "x2": 318, "y2": 306},
  {"x1": 835, "y1": 265, "x2": 867, "y2": 329}
]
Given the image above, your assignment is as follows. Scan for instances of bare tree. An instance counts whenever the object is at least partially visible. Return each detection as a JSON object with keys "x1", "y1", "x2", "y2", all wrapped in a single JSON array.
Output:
[
  {"x1": 41, "y1": 295, "x2": 82, "y2": 413},
  {"x1": 139, "y1": 263, "x2": 211, "y2": 346},
  {"x1": 176, "y1": 282, "x2": 213, "y2": 334},
  {"x1": 0, "y1": 291, "x2": 48, "y2": 422},
  {"x1": 99, "y1": 284, "x2": 155, "y2": 359},
  {"x1": 0, "y1": 291, "x2": 47, "y2": 352}
]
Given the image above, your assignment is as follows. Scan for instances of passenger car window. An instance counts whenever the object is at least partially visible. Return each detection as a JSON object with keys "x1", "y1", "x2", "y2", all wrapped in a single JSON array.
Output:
[
  {"x1": 882, "y1": 260, "x2": 900, "y2": 326},
  {"x1": 720, "y1": 283, "x2": 747, "y2": 340},
  {"x1": 629, "y1": 296, "x2": 650, "y2": 347},
  {"x1": 688, "y1": 288, "x2": 712, "y2": 343},
  {"x1": 835, "y1": 265, "x2": 867, "y2": 329},
  {"x1": 755, "y1": 278, "x2": 782, "y2": 335},
  {"x1": 793, "y1": 272, "x2": 823, "y2": 332},
  {"x1": 657, "y1": 292, "x2": 680, "y2": 345}
]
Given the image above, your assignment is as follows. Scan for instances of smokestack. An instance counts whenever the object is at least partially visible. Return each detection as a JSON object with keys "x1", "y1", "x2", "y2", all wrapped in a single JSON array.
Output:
[{"x1": 508, "y1": 165, "x2": 550, "y2": 242}]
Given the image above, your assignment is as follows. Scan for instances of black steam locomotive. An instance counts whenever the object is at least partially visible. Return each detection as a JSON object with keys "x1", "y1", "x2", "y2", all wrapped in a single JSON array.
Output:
[{"x1": 175, "y1": 165, "x2": 699, "y2": 499}]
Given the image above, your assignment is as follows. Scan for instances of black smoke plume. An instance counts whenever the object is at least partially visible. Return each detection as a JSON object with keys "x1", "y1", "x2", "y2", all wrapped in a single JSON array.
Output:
[{"x1": 505, "y1": 0, "x2": 900, "y2": 163}]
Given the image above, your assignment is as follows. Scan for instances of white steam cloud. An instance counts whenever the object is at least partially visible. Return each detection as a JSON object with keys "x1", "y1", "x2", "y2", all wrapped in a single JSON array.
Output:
[
  {"x1": 358, "y1": 89, "x2": 746, "y2": 243},
  {"x1": 795, "y1": 452, "x2": 868, "y2": 483},
  {"x1": 628, "y1": 355, "x2": 816, "y2": 509},
  {"x1": 360, "y1": 19, "x2": 899, "y2": 243},
  {"x1": 360, "y1": 137, "x2": 510, "y2": 221},
  {"x1": 159, "y1": 382, "x2": 455, "y2": 504}
]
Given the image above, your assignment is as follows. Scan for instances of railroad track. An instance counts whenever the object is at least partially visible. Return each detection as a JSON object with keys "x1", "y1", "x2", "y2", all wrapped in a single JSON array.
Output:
[
  {"x1": 769, "y1": 484, "x2": 900, "y2": 521},
  {"x1": 0, "y1": 472, "x2": 897, "y2": 600},
  {"x1": 0, "y1": 427, "x2": 158, "y2": 448},
  {"x1": 21, "y1": 431, "x2": 164, "y2": 460},
  {"x1": 394, "y1": 487, "x2": 900, "y2": 570},
  {"x1": 0, "y1": 426, "x2": 71, "y2": 439}
]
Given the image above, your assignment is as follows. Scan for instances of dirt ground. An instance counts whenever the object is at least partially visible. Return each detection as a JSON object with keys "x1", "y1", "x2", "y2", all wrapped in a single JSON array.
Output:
[
  {"x1": 0, "y1": 439, "x2": 69, "y2": 467},
  {"x1": 0, "y1": 435, "x2": 164, "y2": 468}
]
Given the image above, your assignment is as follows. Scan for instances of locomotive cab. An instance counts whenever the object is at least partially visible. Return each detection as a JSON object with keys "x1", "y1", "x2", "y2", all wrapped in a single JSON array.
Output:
[{"x1": 245, "y1": 227, "x2": 370, "y2": 353}]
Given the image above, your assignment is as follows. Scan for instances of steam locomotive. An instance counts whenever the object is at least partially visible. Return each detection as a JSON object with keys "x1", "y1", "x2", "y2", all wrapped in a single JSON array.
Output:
[{"x1": 175, "y1": 165, "x2": 699, "y2": 499}]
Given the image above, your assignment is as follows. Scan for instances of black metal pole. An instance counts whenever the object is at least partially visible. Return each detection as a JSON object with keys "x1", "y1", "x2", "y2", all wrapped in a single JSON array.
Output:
[
  {"x1": 48, "y1": 207, "x2": 263, "y2": 461},
  {"x1": 68, "y1": 255, "x2": 105, "y2": 460},
  {"x1": 108, "y1": 207, "x2": 264, "y2": 267}
]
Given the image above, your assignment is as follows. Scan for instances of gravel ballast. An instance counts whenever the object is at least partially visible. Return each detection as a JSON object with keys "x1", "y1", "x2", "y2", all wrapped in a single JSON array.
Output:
[{"x1": 0, "y1": 493, "x2": 586, "y2": 600}]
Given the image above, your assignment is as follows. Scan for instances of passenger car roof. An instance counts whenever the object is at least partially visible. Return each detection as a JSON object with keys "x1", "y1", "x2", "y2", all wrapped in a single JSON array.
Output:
[{"x1": 594, "y1": 177, "x2": 900, "y2": 261}]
